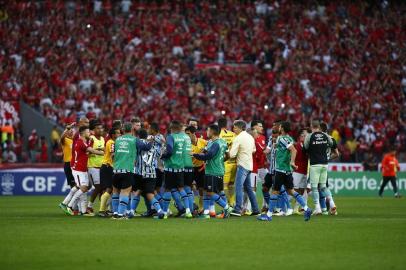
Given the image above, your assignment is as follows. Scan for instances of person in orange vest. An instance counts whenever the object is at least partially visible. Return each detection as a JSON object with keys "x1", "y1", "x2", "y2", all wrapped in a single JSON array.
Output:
[{"x1": 379, "y1": 148, "x2": 401, "y2": 198}]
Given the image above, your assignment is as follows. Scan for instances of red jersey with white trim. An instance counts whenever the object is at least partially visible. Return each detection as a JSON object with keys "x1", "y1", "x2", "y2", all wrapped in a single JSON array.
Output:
[
  {"x1": 70, "y1": 131, "x2": 80, "y2": 167},
  {"x1": 71, "y1": 138, "x2": 90, "y2": 172},
  {"x1": 294, "y1": 142, "x2": 308, "y2": 175},
  {"x1": 253, "y1": 134, "x2": 267, "y2": 173}
]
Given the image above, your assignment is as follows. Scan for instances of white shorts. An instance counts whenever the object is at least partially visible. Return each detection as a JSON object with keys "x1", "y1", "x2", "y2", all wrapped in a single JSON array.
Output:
[
  {"x1": 88, "y1": 167, "x2": 101, "y2": 185},
  {"x1": 293, "y1": 172, "x2": 308, "y2": 189},
  {"x1": 72, "y1": 170, "x2": 89, "y2": 187},
  {"x1": 257, "y1": 168, "x2": 268, "y2": 184}
]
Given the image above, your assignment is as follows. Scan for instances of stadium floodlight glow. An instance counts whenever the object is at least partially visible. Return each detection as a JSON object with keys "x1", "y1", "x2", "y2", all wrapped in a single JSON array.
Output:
[
  {"x1": 210, "y1": 90, "x2": 215, "y2": 95},
  {"x1": 264, "y1": 105, "x2": 269, "y2": 110},
  {"x1": 221, "y1": 110, "x2": 226, "y2": 115}
]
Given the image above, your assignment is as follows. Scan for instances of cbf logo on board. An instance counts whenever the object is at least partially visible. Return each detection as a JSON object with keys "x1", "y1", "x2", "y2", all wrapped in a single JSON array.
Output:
[{"x1": 1, "y1": 173, "x2": 15, "y2": 195}]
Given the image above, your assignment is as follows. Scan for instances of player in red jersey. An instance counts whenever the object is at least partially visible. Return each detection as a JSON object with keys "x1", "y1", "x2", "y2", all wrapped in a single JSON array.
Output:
[
  {"x1": 292, "y1": 128, "x2": 310, "y2": 214},
  {"x1": 66, "y1": 126, "x2": 104, "y2": 216},
  {"x1": 242, "y1": 120, "x2": 268, "y2": 215}
]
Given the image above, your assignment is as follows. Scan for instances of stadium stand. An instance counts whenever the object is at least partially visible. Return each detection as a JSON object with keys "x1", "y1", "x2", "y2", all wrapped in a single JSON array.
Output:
[{"x1": 0, "y1": 0, "x2": 405, "y2": 163}]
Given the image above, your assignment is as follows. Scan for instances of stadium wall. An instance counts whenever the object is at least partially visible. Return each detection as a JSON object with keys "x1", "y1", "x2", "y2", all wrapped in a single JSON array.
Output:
[
  {"x1": 1, "y1": 166, "x2": 405, "y2": 196},
  {"x1": 20, "y1": 101, "x2": 63, "y2": 160}
]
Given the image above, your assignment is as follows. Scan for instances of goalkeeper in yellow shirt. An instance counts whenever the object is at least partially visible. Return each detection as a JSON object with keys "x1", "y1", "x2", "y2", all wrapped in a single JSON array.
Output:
[{"x1": 218, "y1": 118, "x2": 237, "y2": 206}]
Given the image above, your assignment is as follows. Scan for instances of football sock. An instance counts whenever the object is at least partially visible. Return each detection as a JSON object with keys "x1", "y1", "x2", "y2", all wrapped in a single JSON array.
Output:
[
  {"x1": 282, "y1": 190, "x2": 291, "y2": 209},
  {"x1": 63, "y1": 186, "x2": 78, "y2": 205},
  {"x1": 319, "y1": 193, "x2": 327, "y2": 211},
  {"x1": 155, "y1": 192, "x2": 163, "y2": 208},
  {"x1": 184, "y1": 186, "x2": 194, "y2": 211},
  {"x1": 68, "y1": 189, "x2": 83, "y2": 208},
  {"x1": 293, "y1": 191, "x2": 308, "y2": 211},
  {"x1": 151, "y1": 197, "x2": 163, "y2": 213},
  {"x1": 311, "y1": 186, "x2": 320, "y2": 210},
  {"x1": 263, "y1": 190, "x2": 270, "y2": 208},
  {"x1": 126, "y1": 195, "x2": 131, "y2": 212},
  {"x1": 171, "y1": 189, "x2": 184, "y2": 211},
  {"x1": 130, "y1": 194, "x2": 140, "y2": 212},
  {"x1": 179, "y1": 189, "x2": 190, "y2": 213},
  {"x1": 112, "y1": 193, "x2": 119, "y2": 214},
  {"x1": 118, "y1": 194, "x2": 129, "y2": 216},
  {"x1": 162, "y1": 192, "x2": 171, "y2": 213},
  {"x1": 267, "y1": 194, "x2": 278, "y2": 217},
  {"x1": 219, "y1": 191, "x2": 227, "y2": 205},
  {"x1": 324, "y1": 188, "x2": 336, "y2": 208},
  {"x1": 278, "y1": 194, "x2": 286, "y2": 212},
  {"x1": 211, "y1": 193, "x2": 227, "y2": 208},
  {"x1": 209, "y1": 198, "x2": 215, "y2": 212},
  {"x1": 79, "y1": 192, "x2": 88, "y2": 214},
  {"x1": 203, "y1": 195, "x2": 211, "y2": 215},
  {"x1": 99, "y1": 192, "x2": 111, "y2": 212}
]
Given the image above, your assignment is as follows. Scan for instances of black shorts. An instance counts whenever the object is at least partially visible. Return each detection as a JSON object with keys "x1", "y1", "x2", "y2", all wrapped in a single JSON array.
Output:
[
  {"x1": 141, "y1": 178, "x2": 157, "y2": 194},
  {"x1": 64, "y1": 162, "x2": 75, "y2": 187},
  {"x1": 184, "y1": 168, "x2": 194, "y2": 187},
  {"x1": 273, "y1": 171, "x2": 294, "y2": 191},
  {"x1": 100, "y1": 164, "x2": 113, "y2": 190},
  {"x1": 194, "y1": 166, "x2": 205, "y2": 189},
  {"x1": 132, "y1": 174, "x2": 143, "y2": 191},
  {"x1": 204, "y1": 175, "x2": 223, "y2": 193},
  {"x1": 263, "y1": 173, "x2": 274, "y2": 189},
  {"x1": 164, "y1": 171, "x2": 184, "y2": 190},
  {"x1": 112, "y1": 172, "x2": 133, "y2": 190},
  {"x1": 155, "y1": 169, "x2": 164, "y2": 188}
]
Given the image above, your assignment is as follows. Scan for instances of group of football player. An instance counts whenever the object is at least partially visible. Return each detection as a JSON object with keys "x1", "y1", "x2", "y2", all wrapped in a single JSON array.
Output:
[{"x1": 58, "y1": 116, "x2": 338, "y2": 221}]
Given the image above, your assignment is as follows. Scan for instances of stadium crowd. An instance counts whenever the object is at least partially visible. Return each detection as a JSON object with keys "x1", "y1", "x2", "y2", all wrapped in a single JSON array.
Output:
[{"x1": 0, "y1": 0, "x2": 406, "y2": 163}]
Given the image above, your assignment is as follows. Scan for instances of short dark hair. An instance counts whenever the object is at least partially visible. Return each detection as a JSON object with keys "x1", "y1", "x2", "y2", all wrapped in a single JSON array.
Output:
[
  {"x1": 273, "y1": 120, "x2": 282, "y2": 126},
  {"x1": 112, "y1": 120, "x2": 122, "y2": 129},
  {"x1": 185, "y1": 125, "x2": 197, "y2": 134},
  {"x1": 208, "y1": 124, "x2": 220, "y2": 136},
  {"x1": 251, "y1": 120, "x2": 263, "y2": 128},
  {"x1": 170, "y1": 120, "x2": 182, "y2": 132},
  {"x1": 89, "y1": 119, "x2": 101, "y2": 130},
  {"x1": 320, "y1": 122, "x2": 328, "y2": 133},
  {"x1": 280, "y1": 121, "x2": 291, "y2": 133},
  {"x1": 137, "y1": 128, "x2": 148, "y2": 139},
  {"x1": 299, "y1": 128, "x2": 308, "y2": 135},
  {"x1": 150, "y1": 122, "x2": 159, "y2": 133},
  {"x1": 218, "y1": 118, "x2": 227, "y2": 129},
  {"x1": 109, "y1": 127, "x2": 120, "y2": 137},
  {"x1": 123, "y1": 122, "x2": 132, "y2": 133},
  {"x1": 79, "y1": 125, "x2": 89, "y2": 134},
  {"x1": 233, "y1": 120, "x2": 247, "y2": 131}
]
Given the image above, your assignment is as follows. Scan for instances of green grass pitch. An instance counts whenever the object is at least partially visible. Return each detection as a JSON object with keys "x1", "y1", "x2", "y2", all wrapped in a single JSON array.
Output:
[{"x1": 1, "y1": 196, "x2": 405, "y2": 270}]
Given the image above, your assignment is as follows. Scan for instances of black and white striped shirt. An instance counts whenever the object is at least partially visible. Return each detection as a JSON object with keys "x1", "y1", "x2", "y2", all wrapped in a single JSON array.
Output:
[
  {"x1": 266, "y1": 138, "x2": 277, "y2": 175},
  {"x1": 139, "y1": 139, "x2": 160, "y2": 179}
]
